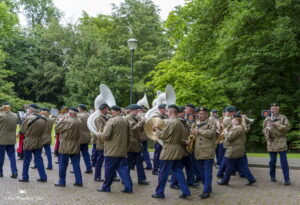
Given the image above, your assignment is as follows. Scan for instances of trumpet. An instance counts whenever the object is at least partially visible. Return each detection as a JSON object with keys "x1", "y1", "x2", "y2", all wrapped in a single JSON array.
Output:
[{"x1": 186, "y1": 124, "x2": 196, "y2": 153}]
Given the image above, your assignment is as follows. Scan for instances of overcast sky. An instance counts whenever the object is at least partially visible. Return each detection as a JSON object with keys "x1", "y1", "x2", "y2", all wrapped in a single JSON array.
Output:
[{"x1": 52, "y1": 0, "x2": 185, "y2": 23}]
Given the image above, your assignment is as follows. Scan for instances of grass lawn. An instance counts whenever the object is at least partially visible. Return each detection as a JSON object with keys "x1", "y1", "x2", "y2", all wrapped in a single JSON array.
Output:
[{"x1": 247, "y1": 153, "x2": 300, "y2": 159}]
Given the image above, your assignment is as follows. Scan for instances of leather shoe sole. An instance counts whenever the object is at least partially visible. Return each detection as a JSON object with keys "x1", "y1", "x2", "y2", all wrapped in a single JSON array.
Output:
[{"x1": 152, "y1": 194, "x2": 164, "y2": 199}]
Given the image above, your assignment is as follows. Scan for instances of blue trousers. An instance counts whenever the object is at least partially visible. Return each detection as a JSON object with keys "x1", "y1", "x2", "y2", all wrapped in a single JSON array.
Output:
[
  {"x1": 59, "y1": 154, "x2": 82, "y2": 185},
  {"x1": 80, "y1": 144, "x2": 92, "y2": 172},
  {"x1": 198, "y1": 159, "x2": 213, "y2": 193},
  {"x1": 127, "y1": 152, "x2": 147, "y2": 182},
  {"x1": 155, "y1": 160, "x2": 191, "y2": 197},
  {"x1": 43, "y1": 144, "x2": 52, "y2": 169},
  {"x1": 153, "y1": 143, "x2": 162, "y2": 172},
  {"x1": 222, "y1": 157, "x2": 255, "y2": 184},
  {"x1": 101, "y1": 157, "x2": 132, "y2": 192},
  {"x1": 216, "y1": 143, "x2": 225, "y2": 166},
  {"x1": 171, "y1": 154, "x2": 196, "y2": 186},
  {"x1": 22, "y1": 149, "x2": 47, "y2": 181},
  {"x1": 91, "y1": 144, "x2": 97, "y2": 167},
  {"x1": 141, "y1": 141, "x2": 152, "y2": 169},
  {"x1": 217, "y1": 151, "x2": 227, "y2": 177},
  {"x1": 192, "y1": 153, "x2": 202, "y2": 181},
  {"x1": 0, "y1": 145, "x2": 17, "y2": 175},
  {"x1": 269, "y1": 151, "x2": 290, "y2": 182},
  {"x1": 94, "y1": 150, "x2": 104, "y2": 180}
]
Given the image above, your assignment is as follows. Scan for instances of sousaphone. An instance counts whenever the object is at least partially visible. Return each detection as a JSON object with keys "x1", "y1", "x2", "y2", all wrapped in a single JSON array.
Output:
[{"x1": 87, "y1": 84, "x2": 116, "y2": 135}]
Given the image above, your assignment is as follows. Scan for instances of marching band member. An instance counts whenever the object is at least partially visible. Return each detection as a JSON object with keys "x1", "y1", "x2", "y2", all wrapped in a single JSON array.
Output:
[
  {"x1": 54, "y1": 107, "x2": 83, "y2": 187},
  {"x1": 93, "y1": 103, "x2": 110, "y2": 182},
  {"x1": 152, "y1": 104, "x2": 191, "y2": 199},
  {"x1": 217, "y1": 113, "x2": 256, "y2": 186},
  {"x1": 0, "y1": 102, "x2": 18, "y2": 178},
  {"x1": 96, "y1": 105, "x2": 133, "y2": 193},
  {"x1": 19, "y1": 104, "x2": 47, "y2": 183},
  {"x1": 263, "y1": 103, "x2": 291, "y2": 185},
  {"x1": 192, "y1": 107, "x2": 217, "y2": 199},
  {"x1": 152, "y1": 103, "x2": 167, "y2": 175},
  {"x1": 126, "y1": 104, "x2": 149, "y2": 185}
]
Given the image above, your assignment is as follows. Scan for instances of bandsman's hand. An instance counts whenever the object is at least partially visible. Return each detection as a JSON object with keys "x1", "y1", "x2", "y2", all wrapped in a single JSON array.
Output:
[
  {"x1": 191, "y1": 129, "x2": 197, "y2": 135},
  {"x1": 152, "y1": 126, "x2": 158, "y2": 131},
  {"x1": 185, "y1": 140, "x2": 190, "y2": 145}
]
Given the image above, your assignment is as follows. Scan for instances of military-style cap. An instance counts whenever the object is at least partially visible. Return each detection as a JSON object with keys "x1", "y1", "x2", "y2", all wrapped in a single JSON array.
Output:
[
  {"x1": 111, "y1": 105, "x2": 121, "y2": 111},
  {"x1": 186, "y1": 104, "x2": 195, "y2": 109},
  {"x1": 199, "y1": 107, "x2": 208, "y2": 112},
  {"x1": 168, "y1": 104, "x2": 179, "y2": 111},
  {"x1": 226, "y1": 105, "x2": 237, "y2": 112},
  {"x1": 69, "y1": 107, "x2": 79, "y2": 113},
  {"x1": 158, "y1": 104, "x2": 167, "y2": 109},
  {"x1": 270, "y1": 103, "x2": 279, "y2": 107},
  {"x1": 29, "y1": 104, "x2": 39, "y2": 109},
  {"x1": 41, "y1": 108, "x2": 49, "y2": 112},
  {"x1": 211, "y1": 109, "x2": 218, "y2": 113},
  {"x1": 127, "y1": 104, "x2": 141, "y2": 110},
  {"x1": 178, "y1": 106, "x2": 185, "y2": 113},
  {"x1": 99, "y1": 103, "x2": 109, "y2": 110},
  {"x1": 233, "y1": 113, "x2": 242, "y2": 118},
  {"x1": 78, "y1": 104, "x2": 87, "y2": 110},
  {"x1": 236, "y1": 111, "x2": 243, "y2": 115},
  {"x1": 2, "y1": 102, "x2": 10, "y2": 105}
]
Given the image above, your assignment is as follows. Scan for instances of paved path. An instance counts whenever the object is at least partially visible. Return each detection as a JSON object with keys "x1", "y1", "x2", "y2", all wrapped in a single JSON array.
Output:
[{"x1": 0, "y1": 152, "x2": 300, "y2": 205}]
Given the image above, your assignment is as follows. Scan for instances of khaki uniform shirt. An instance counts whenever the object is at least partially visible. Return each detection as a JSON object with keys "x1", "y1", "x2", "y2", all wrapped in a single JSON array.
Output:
[{"x1": 0, "y1": 111, "x2": 18, "y2": 145}]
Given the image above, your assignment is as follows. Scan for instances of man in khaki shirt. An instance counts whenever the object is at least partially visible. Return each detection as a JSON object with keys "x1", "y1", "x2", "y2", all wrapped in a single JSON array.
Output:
[
  {"x1": 0, "y1": 102, "x2": 18, "y2": 178},
  {"x1": 152, "y1": 104, "x2": 191, "y2": 199},
  {"x1": 77, "y1": 104, "x2": 92, "y2": 174},
  {"x1": 263, "y1": 103, "x2": 291, "y2": 185},
  {"x1": 94, "y1": 103, "x2": 109, "y2": 182},
  {"x1": 192, "y1": 107, "x2": 217, "y2": 199},
  {"x1": 96, "y1": 105, "x2": 133, "y2": 193}
]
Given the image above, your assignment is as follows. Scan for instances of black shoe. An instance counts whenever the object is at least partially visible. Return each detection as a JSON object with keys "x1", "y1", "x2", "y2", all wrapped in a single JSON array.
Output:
[
  {"x1": 94, "y1": 178, "x2": 104, "y2": 182},
  {"x1": 138, "y1": 180, "x2": 150, "y2": 185},
  {"x1": 55, "y1": 161, "x2": 59, "y2": 164},
  {"x1": 231, "y1": 172, "x2": 236, "y2": 176},
  {"x1": 121, "y1": 190, "x2": 132, "y2": 193},
  {"x1": 113, "y1": 178, "x2": 120, "y2": 182},
  {"x1": 284, "y1": 180, "x2": 290, "y2": 186},
  {"x1": 196, "y1": 179, "x2": 201, "y2": 183},
  {"x1": 152, "y1": 171, "x2": 159, "y2": 175},
  {"x1": 246, "y1": 180, "x2": 256, "y2": 186},
  {"x1": 19, "y1": 179, "x2": 29, "y2": 182},
  {"x1": 239, "y1": 175, "x2": 246, "y2": 178},
  {"x1": 46, "y1": 167, "x2": 52, "y2": 170},
  {"x1": 0, "y1": 173, "x2": 3, "y2": 177},
  {"x1": 11, "y1": 174, "x2": 18, "y2": 178},
  {"x1": 271, "y1": 177, "x2": 276, "y2": 182},
  {"x1": 54, "y1": 183, "x2": 65, "y2": 187},
  {"x1": 217, "y1": 175, "x2": 224, "y2": 179},
  {"x1": 84, "y1": 170, "x2": 93, "y2": 174},
  {"x1": 130, "y1": 167, "x2": 135, "y2": 170},
  {"x1": 73, "y1": 183, "x2": 83, "y2": 187},
  {"x1": 145, "y1": 167, "x2": 152, "y2": 170},
  {"x1": 200, "y1": 192, "x2": 210, "y2": 199},
  {"x1": 188, "y1": 183, "x2": 199, "y2": 188},
  {"x1": 31, "y1": 166, "x2": 37, "y2": 169},
  {"x1": 37, "y1": 179, "x2": 47, "y2": 182},
  {"x1": 170, "y1": 185, "x2": 180, "y2": 190},
  {"x1": 179, "y1": 194, "x2": 189, "y2": 199},
  {"x1": 70, "y1": 171, "x2": 75, "y2": 173},
  {"x1": 97, "y1": 188, "x2": 109, "y2": 192},
  {"x1": 151, "y1": 194, "x2": 165, "y2": 199},
  {"x1": 217, "y1": 181, "x2": 228, "y2": 186}
]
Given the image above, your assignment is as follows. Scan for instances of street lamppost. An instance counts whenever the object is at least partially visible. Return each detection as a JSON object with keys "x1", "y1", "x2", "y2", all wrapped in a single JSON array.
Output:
[{"x1": 127, "y1": 38, "x2": 138, "y2": 104}]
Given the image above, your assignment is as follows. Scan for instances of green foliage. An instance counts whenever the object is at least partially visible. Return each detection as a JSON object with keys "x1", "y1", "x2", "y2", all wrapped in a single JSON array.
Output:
[{"x1": 148, "y1": 0, "x2": 300, "y2": 147}]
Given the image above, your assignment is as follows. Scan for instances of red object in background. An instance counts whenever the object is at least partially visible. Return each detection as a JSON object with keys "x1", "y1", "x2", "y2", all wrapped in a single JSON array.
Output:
[
  {"x1": 54, "y1": 133, "x2": 60, "y2": 151},
  {"x1": 17, "y1": 133, "x2": 25, "y2": 154}
]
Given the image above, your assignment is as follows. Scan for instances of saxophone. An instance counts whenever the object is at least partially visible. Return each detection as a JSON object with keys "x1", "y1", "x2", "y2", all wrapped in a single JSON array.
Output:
[{"x1": 186, "y1": 123, "x2": 196, "y2": 153}]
